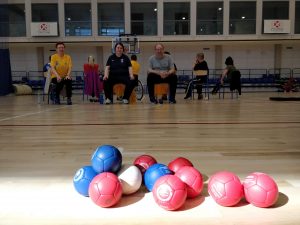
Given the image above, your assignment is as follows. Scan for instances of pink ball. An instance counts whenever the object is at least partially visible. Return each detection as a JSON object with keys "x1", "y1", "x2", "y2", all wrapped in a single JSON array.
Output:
[
  {"x1": 133, "y1": 154, "x2": 157, "y2": 174},
  {"x1": 88, "y1": 172, "x2": 122, "y2": 208},
  {"x1": 175, "y1": 166, "x2": 203, "y2": 198},
  {"x1": 243, "y1": 172, "x2": 279, "y2": 208},
  {"x1": 168, "y1": 157, "x2": 193, "y2": 173},
  {"x1": 152, "y1": 175, "x2": 187, "y2": 211},
  {"x1": 208, "y1": 171, "x2": 244, "y2": 206}
]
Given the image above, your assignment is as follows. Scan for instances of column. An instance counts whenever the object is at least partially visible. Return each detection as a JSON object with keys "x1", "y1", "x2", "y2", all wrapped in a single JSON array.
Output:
[
  {"x1": 58, "y1": 0, "x2": 65, "y2": 37},
  {"x1": 157, "y1": 1, "x2": 163, "y2": 36},
  {"x1": 223, "y1": 0, "x2": 229, "y2": 35},
  {"x1": 190, "y1": 0, "x2": 196, "y2": 36},
  {"x1": 124, "y1": 1, "x2": 131, "y2": 34},
  {"x1": 256, "y1": 0, "x2": 263, "y2": 35},
  {"x1": 25, "y1": 0, "x2": 31, "y2": 37},
  {"x1": 91, "y1": 0, "x2": 98, "y2": 37}
]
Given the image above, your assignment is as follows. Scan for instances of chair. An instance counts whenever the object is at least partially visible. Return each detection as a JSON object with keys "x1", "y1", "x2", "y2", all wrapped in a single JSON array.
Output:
[
  {"x1": 113, "y1": 84, "x2": 136, "y2": 104},
  {"x1": 154, "y1": 83, "x2": 169, "y2": 103},
  {"x1": 192, "y1": 70, "x2": 209, "y2": 100}
]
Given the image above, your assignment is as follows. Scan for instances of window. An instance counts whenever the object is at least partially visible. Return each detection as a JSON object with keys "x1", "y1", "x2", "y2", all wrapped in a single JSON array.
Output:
[
  {"x1": 197, "y1": 2, "x2": 223, "y2": 35},
  {"x1": 131, "y1": 3, "x2": 157, "y2": 35},
  {"x1": 65, "y1": 3, "x2": 91, "y2": 36},
  {"x1": 164, "y1": 2, "x2": 190, "y2": 35},
  {"x1": 0, "y1": 4, "x2": 26, "y2": 37},
  {"x1": 98, "y1": 3, "x2": 124, "y2": 36},
  {"x1": 32, "y1": 4, "x2": 58, "y2": 22},
  {"x1": 295, "y1": 1, "x2": 300, "y2": 33},
  {"x1": 230, "y1": 1, "x2": 256, "y2": 34}
]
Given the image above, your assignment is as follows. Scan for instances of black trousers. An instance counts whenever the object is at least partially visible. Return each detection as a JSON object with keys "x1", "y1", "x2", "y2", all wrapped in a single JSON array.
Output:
[
  {"x1": 104, "y1": 76, "x2": 136, "y2": 101},
  {"x1": 147, "y1": 73, "x2": 177, "y2": 100},
  {"x1": 51, "y1": 77, "x2": 72, "y2": 98},
  {"x1": 185, "y1": 76, "x2": 208, "y2": 95}
]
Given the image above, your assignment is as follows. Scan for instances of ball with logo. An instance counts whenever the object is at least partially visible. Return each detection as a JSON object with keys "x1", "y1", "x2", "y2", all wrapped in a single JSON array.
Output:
[
  {"x1": 152, "y1": 175, "x2": 187, "y2": 211},
  {"x1": 243, "y1": 172, "x2": 278, "y2": 208}
]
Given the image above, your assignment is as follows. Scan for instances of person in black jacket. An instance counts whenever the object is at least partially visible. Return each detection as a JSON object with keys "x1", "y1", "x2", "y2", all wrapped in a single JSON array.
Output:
[{"x1": 184, "y1": 53, "x2": 209, "y2": 100}]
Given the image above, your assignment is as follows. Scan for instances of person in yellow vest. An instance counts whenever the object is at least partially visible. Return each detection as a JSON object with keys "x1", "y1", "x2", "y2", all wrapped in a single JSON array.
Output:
[
  {"x1": 50, "y1": 42, "x2": 73, "y2": 105},
  {"x1": 130, "y1": 54, "x2": 140, "y2": 86}
]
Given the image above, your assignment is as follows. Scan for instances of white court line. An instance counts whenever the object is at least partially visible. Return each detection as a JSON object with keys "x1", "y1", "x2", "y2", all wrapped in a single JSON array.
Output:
[{"x1": 0, "y1": 105, "x2": 69, "y2": 122}]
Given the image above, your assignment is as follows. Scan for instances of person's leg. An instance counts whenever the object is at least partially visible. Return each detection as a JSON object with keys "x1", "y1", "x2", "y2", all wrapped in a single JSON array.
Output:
[
  {"x1": 64, "y1": 79, "x2": 73, "y2": 105},
  {"x1": 147, "y1": 73, "x2": 161, "y2": 103},
  {"x1": 103, "y1": 78, "x2": 114, "y2": 104},
  {"x1": 184, "y1": 79, "x2": 194, "y2": 99},
  {"x1": 52, "y1": 78, "x2": 63, "y2": 104},
  {"x1": 166, "y1": 74, "x2": 177, "y2": 103},
  {"x1": 122, "y1": 78, "x2": 136, "y2": 103}
]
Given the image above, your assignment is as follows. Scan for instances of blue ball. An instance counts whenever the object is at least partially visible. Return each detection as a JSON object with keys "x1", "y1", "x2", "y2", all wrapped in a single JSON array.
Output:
[
  {"x1": 144, "y1": 163, "x2": 173, "y2": 191},
  {"x1": 91, "y1": 145, "x2": 122, "y2": 173},
  {"x1": 73, "y1": 166, "x2": 97, "y2": 197}
]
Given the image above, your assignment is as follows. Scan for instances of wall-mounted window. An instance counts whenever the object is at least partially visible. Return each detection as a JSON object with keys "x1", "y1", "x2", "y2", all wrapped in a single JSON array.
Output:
[
  {"x1": 32, "y1": 4, "x2": 58, "y2": 22},
  {"x1": 295, "y1": 1, "x2": 300, "y2": 34},
  {"x1": 131, "y1": 3, "x2": 157, "y2": 35},
  {"x1": 65, "y1": 3, "x2": 91, "y2": 36},
  {"x1": 0, "y1": 4, "x2": 26, "y2": 37},
  {"x1": 197, "y1": 2, "x2": 223, "y2": 35},
  {"x1": 230, "y1": 1, "x2": 256, "y2": 34},
  {"x1": 164, "y1": 2, "x2": 190, "y2": 35},
  {"x1": 98, "y1": 3, "x2": 124, "y2": 36},
  {"x1": 262, "y1": 1, "x2": 289, "y2": 32}
]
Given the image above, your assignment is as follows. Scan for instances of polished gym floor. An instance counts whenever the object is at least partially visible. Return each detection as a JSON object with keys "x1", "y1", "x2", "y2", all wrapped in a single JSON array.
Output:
[{"x1": 0, "y1": 92, "x2": 299, "y2": 225}]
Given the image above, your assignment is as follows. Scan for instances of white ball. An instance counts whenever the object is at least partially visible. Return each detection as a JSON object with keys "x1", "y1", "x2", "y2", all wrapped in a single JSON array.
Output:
[{"x1": 117, "y1": 164, "x2": 142, "y2": 195}]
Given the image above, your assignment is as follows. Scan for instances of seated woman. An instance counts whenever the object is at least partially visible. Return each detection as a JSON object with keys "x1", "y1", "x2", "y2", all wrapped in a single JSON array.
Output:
[
  {"x1": 184, "y1": 53, "x2": 209, "y2": 100},
  {"x1": 103, "y1": 42, "x2": 135, "y2": 104},
  {"x1": 211, "y1": 56, "x2": 241, "y2": 95},
  {"x1": 83, "y1": 56, "x2": 102, "y2": 102}
]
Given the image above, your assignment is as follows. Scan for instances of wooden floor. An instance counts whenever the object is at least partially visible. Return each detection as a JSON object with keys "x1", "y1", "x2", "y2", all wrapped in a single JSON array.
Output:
[{"x1": 0, "y1": 92, "x2": 300, "y2": 225}]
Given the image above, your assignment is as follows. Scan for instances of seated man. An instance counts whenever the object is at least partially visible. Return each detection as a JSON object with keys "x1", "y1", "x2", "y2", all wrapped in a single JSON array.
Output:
[
  {"x1": 50, "y1": 42, "x2": 73, "y2": 105},
  {"x1": 147, "y1": 43, "x2": 177, "y2": 104}
]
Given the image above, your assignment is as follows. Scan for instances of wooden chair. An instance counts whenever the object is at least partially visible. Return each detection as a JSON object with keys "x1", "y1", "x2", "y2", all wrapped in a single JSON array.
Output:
[
  {"x1": 192, "y1": 70, "x2": 209, "y2": 100},
  {"x1": 154, "y1": 83, "x2": 169, "y2": 103},
  {"x1": 113, "y1": 84, "x2": 136, "y2": 104}
]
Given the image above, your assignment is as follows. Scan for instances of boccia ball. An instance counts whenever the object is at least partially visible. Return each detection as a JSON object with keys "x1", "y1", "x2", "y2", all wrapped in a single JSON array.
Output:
[
  {"x1": 208, "y1": 171, "x2": 244, "y2": 207},
  {"x1": 152, "y1": 175, "x2": 187, "y2": 211},
  {"x1": 243, "y1": 172, "x2": 279, "y2": 208},
  {"x1": 133, "y1": 154, "x2": 157, "y2": 174},
  {"x1": 144, "y1": 163, "x2": 173, "y2": 192},
  {"x1": 117, "y1": 164, "x2": 142, "y2": 195},
  {"x1": 168, "y1": 157, "x2": 193, "y2": 173},
  {"x1": 175, "y1": 166, "x2": 203, "y2": 198},
  {"x1": 89, "y1": 172, "x2": 122, "y2": 208},
  {"x1": 73, "y1": 165, "x2": 97, "y2": 197},
  {"x1": 91, "y1": 145, "x2": 122, "y2": 173}
]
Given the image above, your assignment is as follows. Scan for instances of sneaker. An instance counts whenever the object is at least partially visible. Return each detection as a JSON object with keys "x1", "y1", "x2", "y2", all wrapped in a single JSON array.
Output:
[
  {"x1": 116, "y1": 96, "x2": 123, "y2": 101},
  {"x1": 122, "y1": 99, "x2": 129, "y2": 104},
  {"x1": 158, "y1": 99, "x2": 163, "y2": 104},
  {"x1": 162, "y1": 94, "x2": 168, "y2": 101},
  {"x1": 184, "y1": 94, "x2": 192, "y2": 99},
  {"x1": 67, "y1": 98, "x2": 72, "y2": 105},
  {"x1": 150, "y1": 97, "x2": 158, "y2": 104},
  {"x1": 169, "y1": 99, "x2": 177, "y2": 104},
  {"x1": 198, "y1": 94, "x2": 203, "y2": 100},
  {"x1": 54, "y1": 97, "x2": 60, "y2": 105},
  {"x1": 105, "y1": 98, "x2": 112, "y2": 105}
]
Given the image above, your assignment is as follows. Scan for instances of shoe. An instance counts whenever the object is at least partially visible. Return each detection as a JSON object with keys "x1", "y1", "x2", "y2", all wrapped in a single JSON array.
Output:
[
  {"x1": 150, "y1": 97, "x2": 158, "y2": 104},
  {"x1": 105, "y1": 98, "x2": 112, "y2": 104},
  {"x1": 158, "y1": 99, "x2": 163, "y2": 104},
  {"x1": 122, "y1": 99, "x2": 129, "y2": 104},
  {"x1": 169, "y1": 99, "x2": 176, "y2": 104},
  {"x1": 54, "y1": 97, "x2": 60, "y2": 105},
  {"x1": 67, "y1": 98, "x2": 72, "y2": 105},
  {"x1": 116, "y1": 96, "x2": 123, "y2": 101},
  {"x1": 198, "y1": 94, "x2": 203, "y2": 100},
  {"x1": 89, "y1": 99, "x2": 93, "y2": 103},
  {"x1": 184, "y1": 94, "x2": 191, "y2": 99}
]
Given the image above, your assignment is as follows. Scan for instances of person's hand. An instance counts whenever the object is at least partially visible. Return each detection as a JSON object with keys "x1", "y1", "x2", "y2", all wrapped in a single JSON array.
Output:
[
  {"x1": 103, "y1": 74, "x2": 109, "y2": 80},
  {"x1": 65, "y1": 75, "x2": 72, "y2": 80},
  {"x1": 160, "y1": 71, "x2": 168, "y2": 79},
  {"x1": 57, "y1": 75, "x2": 62, "y2": 82},
  {"x1": 220, "y1": 79, "x2": 224, "y2": 85},
  {"x1": 129, "y1": 75, "x2": 134, "y2": 80}
]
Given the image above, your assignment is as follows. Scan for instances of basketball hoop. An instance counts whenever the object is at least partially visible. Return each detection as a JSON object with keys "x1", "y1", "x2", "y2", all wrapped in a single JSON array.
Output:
[{"x1": 112, "y1": 34, "x2": 140, "y2": 54}]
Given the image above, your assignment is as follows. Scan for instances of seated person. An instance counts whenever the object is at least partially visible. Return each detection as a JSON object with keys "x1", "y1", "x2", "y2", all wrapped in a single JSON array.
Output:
[
  {"x1": 147, "y1": 43, "x2": 177, "y2": 104},
  {"x1": 184, "y1": 53, "x2": 209, "y2": 100},
  {"x1": 50, "y1": 42, "x2": 73, "y2": 105},
  {"x1": 211, "y1": 56, "x2": 241, "y2": 95},
  {"x1": 103, "y1": 42, "x2": 135, "y2": 104}
]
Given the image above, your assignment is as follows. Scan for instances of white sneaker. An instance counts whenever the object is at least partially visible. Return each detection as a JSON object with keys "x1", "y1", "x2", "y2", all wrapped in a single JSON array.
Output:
[
  {"x1": 105, "y1": 98, "x2": 111, "y2": 104},
  {"x1": 122, "y1": 99, "x2": 129, "y2": 104}
]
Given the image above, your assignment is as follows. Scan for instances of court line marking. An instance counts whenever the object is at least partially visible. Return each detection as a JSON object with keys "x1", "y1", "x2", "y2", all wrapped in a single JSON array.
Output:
[
  {"x1": 0, "y1": 106, "x2": 69, "y2": 122},
  {"x1": 0, "y1": 121, "x2": 300, "y2": 126}
]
